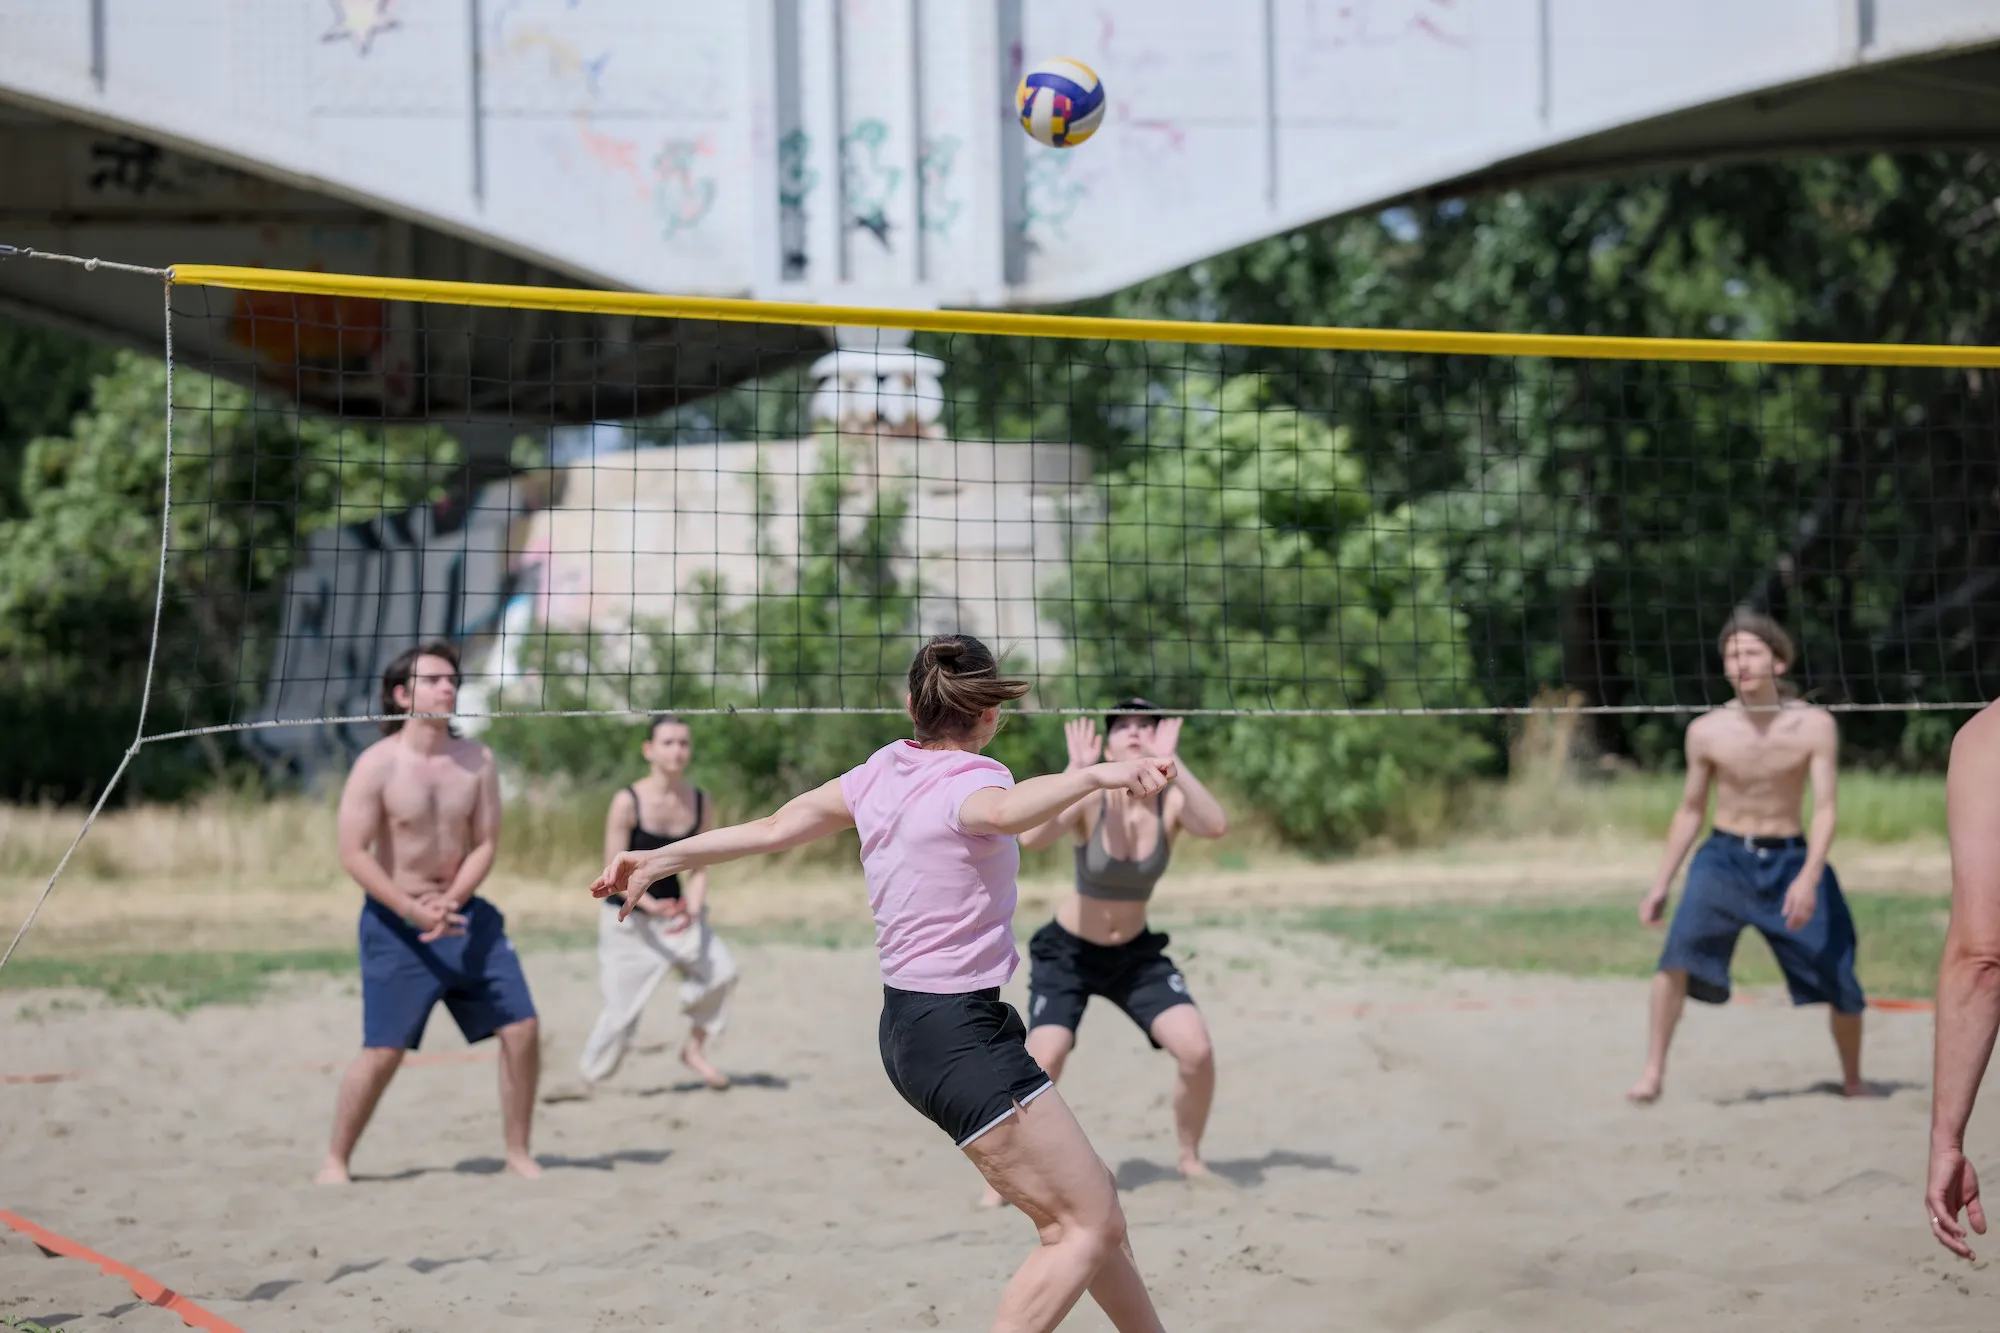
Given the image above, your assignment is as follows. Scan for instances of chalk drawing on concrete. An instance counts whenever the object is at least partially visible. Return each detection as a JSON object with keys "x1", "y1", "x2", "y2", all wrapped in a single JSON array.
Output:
[{"x1": 322, "y1": 0, "x2": 401, "y2": 57}]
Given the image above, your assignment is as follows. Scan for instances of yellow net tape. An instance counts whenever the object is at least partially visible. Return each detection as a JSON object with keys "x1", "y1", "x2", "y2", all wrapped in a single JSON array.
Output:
[{"x1": 168, "y1": 263, "x2": 2000, "y2": 369}]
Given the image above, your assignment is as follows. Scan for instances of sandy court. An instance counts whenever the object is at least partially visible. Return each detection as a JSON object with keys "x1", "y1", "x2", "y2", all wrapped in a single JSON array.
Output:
[{"x1": 3, "y1": 917, "x2": 1994, "y2": 1331}]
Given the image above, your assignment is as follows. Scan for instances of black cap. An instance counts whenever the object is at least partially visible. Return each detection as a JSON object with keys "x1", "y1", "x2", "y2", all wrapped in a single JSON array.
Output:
[{"x1": 1105, "y1": 696, "x2": 1165, "y2": 727}]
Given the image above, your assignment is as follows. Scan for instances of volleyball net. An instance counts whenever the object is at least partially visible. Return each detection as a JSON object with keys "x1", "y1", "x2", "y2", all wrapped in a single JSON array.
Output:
[
  {"x1": 5, "y1": 248, "x2": 1998, "y2": 963},
  {"x1": 144, "y1": 263, "x2": 2000, "y2": 749}
]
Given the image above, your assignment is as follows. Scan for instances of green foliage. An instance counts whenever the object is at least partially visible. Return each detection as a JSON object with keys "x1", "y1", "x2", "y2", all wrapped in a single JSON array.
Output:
[
  {"x1": 0, "y1": 313, "x2": 117, "y2": 521},
  {"x1": 1053, "y1": 375, "x2": 1490, "y2": 848},
  {"x1": 0, "y1": 947, "x2": 356, "y2": 1012},
  {"x1": 0, "y1": 352, "x2": 462, "y2": 801},
  {"x1": 931, "y1": 151, "x2": 2000, "y2": 769},
  {"x1": 1300, "y1": 892, "x2": 1948, "y2": 1000}
]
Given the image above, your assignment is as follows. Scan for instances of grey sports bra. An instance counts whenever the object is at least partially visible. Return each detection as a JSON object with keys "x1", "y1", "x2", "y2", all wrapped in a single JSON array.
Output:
[{"x1": 1075, "y1": 792, "x2": 1170, "y2": 902}]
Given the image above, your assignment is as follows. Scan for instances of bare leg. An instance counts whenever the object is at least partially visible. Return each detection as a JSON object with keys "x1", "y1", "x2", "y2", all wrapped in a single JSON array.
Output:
[
  {"x1": 980, "y1": 1026, "x2": 1075, "y2": 1209},
  {"x1": 1831, "y1": 1009, "x2": 1868, "y2": 1096},
  {"x1": 1149, "y1": 1005, "x2": 1215, "y2": 1178},
  {"x1": 316, "y1": 1046, "x2": 405, "y2": 1184},
  {"x1": 964, "y1": 1088, "x2": 1164, "y2": 1333},
  {"x1": 497, "y1": 1018, "x2": 543, "y2": 1178},
  {"x1": 680, "y1": 1027, "x2": 730, "y2": 1090},
  {"x1": 1627, "y1": 969, "x2": 1688, "y2": 1104}
]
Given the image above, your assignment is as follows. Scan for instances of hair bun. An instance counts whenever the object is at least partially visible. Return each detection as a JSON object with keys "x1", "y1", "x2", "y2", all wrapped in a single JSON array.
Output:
[{"x1": 930, "y1": 639, "x2": 965, "y2": 665}]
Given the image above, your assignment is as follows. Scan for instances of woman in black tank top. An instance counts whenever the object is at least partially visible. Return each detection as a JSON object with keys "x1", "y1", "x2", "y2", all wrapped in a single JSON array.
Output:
[{"x1": 577, "y1": 715, "x2": 738, "y2": 1092}]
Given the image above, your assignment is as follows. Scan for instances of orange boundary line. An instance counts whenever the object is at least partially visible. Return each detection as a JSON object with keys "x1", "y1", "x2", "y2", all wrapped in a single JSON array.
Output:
[
  {"x1": 0, "y1": 1210, "x2": 245, "y2": 1333},
  {"x1": 1, "y1": 1071, "x2": 84, "y2": 1085}
]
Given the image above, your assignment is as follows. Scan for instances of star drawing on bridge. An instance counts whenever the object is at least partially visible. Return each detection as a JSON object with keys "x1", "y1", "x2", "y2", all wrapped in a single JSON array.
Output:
[{"x1": 323, "y1": 0, "x2": 401, "y2": 57}]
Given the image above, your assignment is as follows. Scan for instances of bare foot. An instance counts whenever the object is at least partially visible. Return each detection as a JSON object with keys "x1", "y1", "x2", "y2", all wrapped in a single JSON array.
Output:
[
  {"x1": 506, "y1": 1153, "x2": 544, "y2": 1180},
  {"x1": 1842, "y1": 1080, "x2": 1881, "y2": 1098},
  {"x1": 976, "y1": 1184, "x2": 1009, "y2": 1210},
  {"x1": 1626, "y1": 1072, "x2": 1663, "y2": 1104},
  {"x1": 681, "y1": 1039, "x2": 730, "y2": 1090},
  {"x1": 313, "y1": 1160, "x2": 351, "y2": 1186},
  {"x1": 1181, "y1": 1159, "x2": 1233, "y2": 1189}
]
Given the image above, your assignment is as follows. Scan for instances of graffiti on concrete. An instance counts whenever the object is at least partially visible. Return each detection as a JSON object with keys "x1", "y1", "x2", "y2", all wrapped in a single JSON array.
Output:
[
  {"x1": 653, "y1": 138, "x2": 719, "y2": 237},
  {"x1": 322, "y1": 0, "x2": 401, "y2": 56},
  {"x1": 1021, "y1": 149, "x2": 1087, "y2": 247},
  {"x1": 919, "y1": 134, "x2": 962, "y2": 237},
  {"x1": 244, "y1": 471, "x2": 563, "y2": 779},
  {"x1": 778, "y1": 127, "x2": 818, "y2": 278},
  {"x1": 87, "y1": 137, "x2": 169, "y2": 195},
  {"x1": 842, "y1": 118, "x2": 902, "y2": 249}
]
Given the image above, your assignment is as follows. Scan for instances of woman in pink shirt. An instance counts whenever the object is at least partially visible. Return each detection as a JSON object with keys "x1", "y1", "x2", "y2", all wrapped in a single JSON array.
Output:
[{"x1": 590, "y1": 635, "x2": 1173, "y2": 1333}]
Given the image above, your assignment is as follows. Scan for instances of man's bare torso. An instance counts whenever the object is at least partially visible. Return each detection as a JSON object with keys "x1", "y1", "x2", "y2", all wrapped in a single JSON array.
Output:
[
  {"x1": 1695, "y1": 700, "x2": 1830, "y2": 837},
  {"x1": 367, "y1": 737, "x2": 493, "y2": 895}
]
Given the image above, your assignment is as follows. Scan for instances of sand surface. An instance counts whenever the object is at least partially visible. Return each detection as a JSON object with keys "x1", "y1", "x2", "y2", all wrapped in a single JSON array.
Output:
[{"x1": 3, "y1": 909, "x2": 1995, "y2": 1331}]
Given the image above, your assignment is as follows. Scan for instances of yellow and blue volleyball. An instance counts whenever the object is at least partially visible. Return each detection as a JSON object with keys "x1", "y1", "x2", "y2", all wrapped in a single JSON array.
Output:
[{"x1": 1016, "y1": 58, "x2": 1105, "y2": 149}]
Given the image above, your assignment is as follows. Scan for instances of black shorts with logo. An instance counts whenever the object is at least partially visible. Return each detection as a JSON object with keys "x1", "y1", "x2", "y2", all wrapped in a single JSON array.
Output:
[
  {"x1": 878, "y1": 985, "x2": 1053, "y2": 1148},
  {"x1": 1025, "y1": 920, "x2": 1195, "y2": 1048}
]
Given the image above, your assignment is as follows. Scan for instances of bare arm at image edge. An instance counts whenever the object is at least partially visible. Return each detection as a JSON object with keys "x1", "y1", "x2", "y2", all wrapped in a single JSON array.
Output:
[{"x1": 1928, "y1": 707, "x2": 2000, "y2": 1256}]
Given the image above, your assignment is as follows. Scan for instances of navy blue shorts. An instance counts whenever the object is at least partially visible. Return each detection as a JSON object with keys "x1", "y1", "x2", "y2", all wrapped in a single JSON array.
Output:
[
  {"x1": 1658, "y1": 833, "x2": 1865, "y2": 1013},
  {"x1": 359, "y1": 897, "x2": 538, "y2": 1050}
]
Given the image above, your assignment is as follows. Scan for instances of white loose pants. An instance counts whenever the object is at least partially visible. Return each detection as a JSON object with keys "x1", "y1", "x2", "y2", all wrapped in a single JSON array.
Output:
[{"x1": 578, "y1": 904, "x2": 738, "y2": 1085}]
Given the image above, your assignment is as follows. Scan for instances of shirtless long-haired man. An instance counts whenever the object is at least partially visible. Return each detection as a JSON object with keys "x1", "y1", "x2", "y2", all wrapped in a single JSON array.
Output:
[
  {"x1": 315, "y1": 641, "x2": 543, "y2": 1183},
  {"x1": 1629, "y1": 610, "x2": 1867, "y2": 1104}
]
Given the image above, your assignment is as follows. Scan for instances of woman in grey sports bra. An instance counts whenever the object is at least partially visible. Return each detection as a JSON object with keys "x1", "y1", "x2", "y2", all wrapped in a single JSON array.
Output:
[{"x1": 978, "y1": 698, "x2": 1230, "y2": 1205}]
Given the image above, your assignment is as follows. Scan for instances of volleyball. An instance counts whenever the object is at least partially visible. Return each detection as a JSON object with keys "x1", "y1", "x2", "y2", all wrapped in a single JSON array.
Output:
[{"x1": 1016, "y1": 57, "x2": 1105, "y2": 149}]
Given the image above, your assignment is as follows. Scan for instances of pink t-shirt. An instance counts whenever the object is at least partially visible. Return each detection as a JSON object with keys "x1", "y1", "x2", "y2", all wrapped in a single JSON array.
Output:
[{"x1": 839, "y1": 740, "x2": 1020, "y2": 993}]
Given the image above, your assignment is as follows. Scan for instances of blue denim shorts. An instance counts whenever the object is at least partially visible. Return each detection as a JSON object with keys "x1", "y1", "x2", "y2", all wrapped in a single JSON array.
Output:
[{"x1": 1659, "y1": 832, "x2": 1865, "y2": 1013}]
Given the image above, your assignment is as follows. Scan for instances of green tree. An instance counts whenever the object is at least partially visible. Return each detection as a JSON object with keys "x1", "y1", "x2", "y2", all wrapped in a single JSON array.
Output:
[
  {"x1": 0, "y1": 352, "x2": 462, "y2": 800},
  {"x1": 0, "y1": 314, "x2": 117, "y2": 520},
  {"x1": 1052, "y1": 375, "x2": 1489, "y2": 849}
]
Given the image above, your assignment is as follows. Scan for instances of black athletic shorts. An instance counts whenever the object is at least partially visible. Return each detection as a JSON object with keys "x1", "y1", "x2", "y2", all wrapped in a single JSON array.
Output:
[
  {"x1": 878, "y1": 985, "x2": 1053, "y2": 1148},
  {"x1": 1025, "y1": 920, "x2": 1195, "y2": 1048}
]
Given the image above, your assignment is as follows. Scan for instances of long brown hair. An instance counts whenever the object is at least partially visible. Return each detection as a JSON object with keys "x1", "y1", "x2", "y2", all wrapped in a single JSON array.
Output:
[
  {"x1": 380, "y1": 640, "x2": 461, "y2": 735},
  {"x1": 906, "y1": 634, "x2": 1030, "y2": 743}
]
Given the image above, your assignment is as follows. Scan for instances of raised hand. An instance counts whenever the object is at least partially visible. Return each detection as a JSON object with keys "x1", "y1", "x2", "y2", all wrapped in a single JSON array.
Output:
[
  {"x1": 1148, "y1": 716, "x2": 1183, "y2": 762},
  {"x1": 1064, "y1": 717, "x2": 1103, "y2": 769}
]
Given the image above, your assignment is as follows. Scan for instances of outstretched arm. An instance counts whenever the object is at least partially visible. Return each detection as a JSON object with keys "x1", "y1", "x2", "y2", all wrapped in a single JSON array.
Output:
[
  {"x1": 591, "y1": 778, "x2": 852, "y2": 921},
  {"x1": 1641, "y1": 725, "x2": 1713, "y2": 927},
  {"x1": 961, "y1": 758, "x2": 1176, "y2": 838},
  {"x1": 1929, "y1": 706, "x2": 2000, "y2": 1258}
]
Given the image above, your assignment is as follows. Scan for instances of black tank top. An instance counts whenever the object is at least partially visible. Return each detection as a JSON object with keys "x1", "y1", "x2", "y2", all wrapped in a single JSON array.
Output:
[{"x1": 607, "y1": 787, "x2": 704, "y2": 907}]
